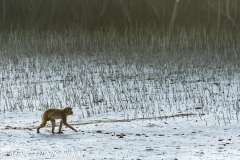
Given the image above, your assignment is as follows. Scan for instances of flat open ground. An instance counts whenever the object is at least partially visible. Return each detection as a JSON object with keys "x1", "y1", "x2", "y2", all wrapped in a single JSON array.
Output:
[{"x1": 1, "y1": 110, "x2": 240, "y2": 160}]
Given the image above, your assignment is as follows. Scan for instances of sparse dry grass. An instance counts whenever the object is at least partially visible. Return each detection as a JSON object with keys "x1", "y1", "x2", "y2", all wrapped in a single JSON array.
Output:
[{"x1": 0, "y1": 27, "x2": 239, "y2": 123}]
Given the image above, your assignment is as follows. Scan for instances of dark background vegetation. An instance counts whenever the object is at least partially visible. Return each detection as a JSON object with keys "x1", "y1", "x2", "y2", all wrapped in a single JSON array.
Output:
[
  {"x1": 0, "y1": 0, "x2": 239, "y2": 57},
  {"x1": 0, "y1": 0, "x2": 239, "y2": 31}
]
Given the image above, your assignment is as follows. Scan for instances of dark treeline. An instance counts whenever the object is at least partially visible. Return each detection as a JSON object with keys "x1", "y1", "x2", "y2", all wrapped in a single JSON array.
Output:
[
  {"x1": 1, "y1": 0, "x2": 239, "y2": 57},
  {"x1": 0, "y1": 0, "x2": 239, "y2": 32}
]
